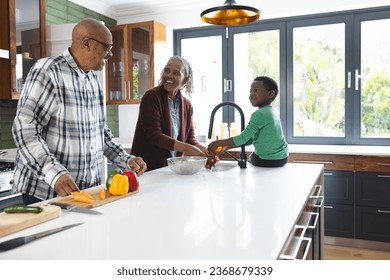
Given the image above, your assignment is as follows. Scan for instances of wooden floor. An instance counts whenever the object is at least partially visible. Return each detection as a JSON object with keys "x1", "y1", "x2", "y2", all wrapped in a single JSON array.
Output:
[{"x1": 324, "y1": 244, "x2": 390, "y2": 260}]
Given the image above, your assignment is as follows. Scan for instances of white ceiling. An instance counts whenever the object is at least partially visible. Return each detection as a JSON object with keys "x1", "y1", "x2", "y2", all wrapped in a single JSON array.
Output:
[{"x1": 69, "y1": 0, "x2": 390, "y2": 28}]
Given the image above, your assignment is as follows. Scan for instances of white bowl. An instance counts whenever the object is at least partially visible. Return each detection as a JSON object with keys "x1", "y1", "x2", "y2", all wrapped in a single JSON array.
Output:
[{"x1": 166, "y1": 156, "x2": 207, "y2": 175}]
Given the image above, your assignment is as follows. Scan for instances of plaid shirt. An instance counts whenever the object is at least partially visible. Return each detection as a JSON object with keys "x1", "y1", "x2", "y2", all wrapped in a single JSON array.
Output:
[{"x1": 12, "y1": 49, "x2": 132, "y2": 200}]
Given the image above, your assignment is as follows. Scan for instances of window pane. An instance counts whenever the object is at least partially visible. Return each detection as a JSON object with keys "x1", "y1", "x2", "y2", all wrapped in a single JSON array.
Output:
[
  {"x1": 181, "y1": 36, "x2": 223, "y2": 141},
  {"x1": 361, "y1": 19, "x2": 390, "y2": 138},
  {"x1": 234, "y1": 30, "x2": 280, "y2": 130},
  {"x1": 293, "y1": 23, "x2": 345, "y2": 137}
]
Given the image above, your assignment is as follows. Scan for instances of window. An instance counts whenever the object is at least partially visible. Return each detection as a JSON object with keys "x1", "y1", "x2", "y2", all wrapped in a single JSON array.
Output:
[
  {"x1": 234, "y1": 29, "x2": 281, "y2": 126},
  {"x1": 292, "y1": 23, "x2": 345, "y2": 137},
  {"x1": 359, "y1": 17, "x2": 390, "y2": 139},
  {"x1": 174, "y1": 6, "x2": 390, "y2": 145}
]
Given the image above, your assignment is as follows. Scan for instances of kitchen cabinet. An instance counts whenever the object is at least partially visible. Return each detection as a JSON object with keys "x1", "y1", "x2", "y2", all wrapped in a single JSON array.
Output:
[
  {"x1": 289, "y1": 154, "x2": 355, "y2": 238},
  {"x1": 0, "y1": 0, "x2": 13, "y2": 98},
  {"x1": 106, "y1": 21, "x2": 166, "y2": 104},
  {"x1": 355, "y1": 155, "x2": 390, "y2": 172},
  {"x1": 355, "y1": 171, "x2": 390, "y2": 242},
  {"x1": 323, "y1": 170, "x2": 354, "y2": 238},
  {"x1": 0, "y1": 0, "x2": 46, "y2": 100},
  {"x1": 288, "y1": 153, "x2": 355, "y2": 171},
  {"x1": 289, "y1": 152, "x2": 390, "y2": 243}
]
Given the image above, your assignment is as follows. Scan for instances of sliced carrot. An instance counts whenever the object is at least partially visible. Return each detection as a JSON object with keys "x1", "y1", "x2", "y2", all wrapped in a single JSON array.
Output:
[
  {"x1": 99, "y1": 189, "x2": 107, "y2": 200},
  {"x1": 71, "y1": 191, "x2": 81, "y2": 199},
  {"x1": 73, "y1": 195, "x2": 93, "y2": 204},
  {"x1": 81, "y1": 191, "x2": 93, "y2": 200},
  {"x1": 71, "y1": 192, "x2": 93, "y2": 204}
]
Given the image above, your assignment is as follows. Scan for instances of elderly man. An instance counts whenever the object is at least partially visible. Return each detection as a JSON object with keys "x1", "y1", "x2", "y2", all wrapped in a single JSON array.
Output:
[{"x1": 12, "y1": 19, "x2": 146, "y2": 205}]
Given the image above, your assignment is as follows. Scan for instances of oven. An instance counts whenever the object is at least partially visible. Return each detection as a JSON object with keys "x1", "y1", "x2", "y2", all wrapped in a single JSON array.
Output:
[
  {"x1": 0, "y1": 159, "x2": 25, "y2": 211},
  {"x1": 0, "y1": 161, "x2": 15, "y2": 198}
]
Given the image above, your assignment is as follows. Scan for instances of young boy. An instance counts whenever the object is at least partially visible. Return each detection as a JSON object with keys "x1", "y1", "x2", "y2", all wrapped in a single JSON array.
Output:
[{"x1": 208, "y1": 76, "x2": 288, "y2": 167}]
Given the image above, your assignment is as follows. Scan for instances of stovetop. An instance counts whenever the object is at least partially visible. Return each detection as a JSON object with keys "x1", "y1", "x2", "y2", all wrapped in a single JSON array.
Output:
[
  {"x1": 0, "y1": 148, "x2": 17, "y2": 163},
  {"x1": 0, "y1": 162, "x2": 14, "y2": 173}
]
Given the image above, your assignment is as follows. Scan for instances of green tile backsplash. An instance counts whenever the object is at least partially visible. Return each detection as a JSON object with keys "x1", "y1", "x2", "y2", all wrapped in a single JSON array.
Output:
[
  {"x1": 106, "y1": 105, "x2": 119, "y2": 137},
  {"x1": 46, "y1": 0, "x2": 116, "y2": 26},
  {"x1": 0, "y1": 101, "x2": 18, "y2": 149}
]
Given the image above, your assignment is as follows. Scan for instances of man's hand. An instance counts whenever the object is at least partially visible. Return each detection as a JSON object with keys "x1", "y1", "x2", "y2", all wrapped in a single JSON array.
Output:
[
  {"x1": 54, "y1": 174, "x2": 80, "y2": 197},
  {"x1": 129, "y1": 156, "x2": 147, "y2": 175}
]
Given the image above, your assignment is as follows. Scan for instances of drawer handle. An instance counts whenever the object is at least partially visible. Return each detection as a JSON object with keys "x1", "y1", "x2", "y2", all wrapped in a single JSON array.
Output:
[
  {"x1": 297, "y1": 237, "x2": 312, "y2": 260},
  {"x1": 315, "y1": 196, "x2": 324, "y2": 208},
  {"x1": 324, "y1": 205, "x2": 333, "y2": 209},
  {"x1": 324, "y1": 172, "x2": 333, "y2": 176},
  {"x1": 309, "y1": 196, "x2": 324, "y2": 208},
  {"x1": 309, "y1": 185, "x2": 323, "y2": 199},
  {"x1": 307, "y1": 212, "x2": 319, "y2": 229},
  {"x1": 378, "y1": 209, "x2": 390, "y2": 214},
  {"x1": 377, "y1": 175, "x2": 390, "y2": 178},
  {"x1": 377, "y1": 163, "x2": 390, "y2": 166},
  {"x1": 293, "y1": 160, "x2": 333, "y2": 164},
  {"x1": 279, "y1": 226, "x2": 306, "y2": 260}
]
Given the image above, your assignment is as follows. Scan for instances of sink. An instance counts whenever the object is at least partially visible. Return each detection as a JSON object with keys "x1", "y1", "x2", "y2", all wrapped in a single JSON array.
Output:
[{"x1": 208, "y1": 161, "x2": 238, "y2": 172}]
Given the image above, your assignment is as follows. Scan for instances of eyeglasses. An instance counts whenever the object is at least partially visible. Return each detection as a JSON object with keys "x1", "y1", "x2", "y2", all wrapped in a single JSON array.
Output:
[{"x1": 88, "y1": 37, "x2": 112, "y2": 53}]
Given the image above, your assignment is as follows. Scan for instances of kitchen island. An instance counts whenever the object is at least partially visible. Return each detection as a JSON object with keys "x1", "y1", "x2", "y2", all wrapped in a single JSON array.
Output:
[{"x1": 0, "y1": 162, "x2": 323, "y2": 260}]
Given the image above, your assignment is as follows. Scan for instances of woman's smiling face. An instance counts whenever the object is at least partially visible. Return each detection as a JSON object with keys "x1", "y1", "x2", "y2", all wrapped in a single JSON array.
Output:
[{"x1": 161, "y1": 60, "x2": 186, "y2": 95}]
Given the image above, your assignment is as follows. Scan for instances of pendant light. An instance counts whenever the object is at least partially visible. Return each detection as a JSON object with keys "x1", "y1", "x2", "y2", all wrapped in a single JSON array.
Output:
[{"x1": 201, "y1": 0, "x2": 260, "y2": 26}]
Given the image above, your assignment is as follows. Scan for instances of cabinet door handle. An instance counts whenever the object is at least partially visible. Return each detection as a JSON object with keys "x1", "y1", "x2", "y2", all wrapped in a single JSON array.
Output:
[
  {"x1": 324, "y1": 172, "x2": 333, "y2": 176},
  {"x1": 324, "y1": 205, "x2": 333, "y2": 209},
  {"x1": 127, "y1": 81, "x2": 131, "y2": 99},
  {"x1": 378, "y1": 209, "x2": 390, "y2": 214},
  {"x1": 377, "y1": 175, "x2": 390, "y2": 178},
  {"x1": 293, "y1": 160, "x2": 333, "y2": 164}
]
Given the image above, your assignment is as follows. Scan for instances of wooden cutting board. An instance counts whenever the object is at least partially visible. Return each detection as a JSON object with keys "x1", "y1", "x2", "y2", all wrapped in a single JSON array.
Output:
[
  {"x1": 51, "y1": 186, "x2": 139, "y2": 208},
  {"x1": 0, "y1": 204, "x2": 61, "y2": 238}
]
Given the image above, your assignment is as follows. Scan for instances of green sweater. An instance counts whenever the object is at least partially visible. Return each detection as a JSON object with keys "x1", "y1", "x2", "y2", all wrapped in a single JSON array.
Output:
[{"x1": 233, "y1": 105, "x2": 288, "y2": 160}]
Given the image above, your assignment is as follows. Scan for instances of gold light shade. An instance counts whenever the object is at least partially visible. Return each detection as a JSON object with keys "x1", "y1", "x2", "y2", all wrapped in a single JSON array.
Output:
[{"x1": 201, "y1": 0, "x2": 260, "y2": 26}]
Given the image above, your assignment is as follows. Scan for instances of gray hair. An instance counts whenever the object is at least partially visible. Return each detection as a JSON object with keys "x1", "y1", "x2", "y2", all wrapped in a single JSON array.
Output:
[{"x1": 160, "y1": 56, "x2": 194, "y2": 97}]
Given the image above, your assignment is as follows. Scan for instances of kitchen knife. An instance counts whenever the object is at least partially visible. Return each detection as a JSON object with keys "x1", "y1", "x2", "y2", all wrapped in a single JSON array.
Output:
[
  {"x1": 50, "y1": 202, "x2": 102, "y2": 215},
  {"x1": 0, "y1": 222, "x2": 83, "y2": 252}
]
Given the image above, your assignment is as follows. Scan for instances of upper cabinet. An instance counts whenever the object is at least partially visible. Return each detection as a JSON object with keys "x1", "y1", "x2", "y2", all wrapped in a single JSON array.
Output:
[
  {"x1": 106, "y1": 21, "x2": 166, "y2": 104},
  {"x1": 0, "y1": 0, "x2": 46, "y2": 100}
]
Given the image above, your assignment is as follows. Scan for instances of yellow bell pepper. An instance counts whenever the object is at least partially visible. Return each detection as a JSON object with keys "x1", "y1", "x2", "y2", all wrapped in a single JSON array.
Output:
[{"x1": 109, "y1": 174, "x2": 129, "y2": 195}]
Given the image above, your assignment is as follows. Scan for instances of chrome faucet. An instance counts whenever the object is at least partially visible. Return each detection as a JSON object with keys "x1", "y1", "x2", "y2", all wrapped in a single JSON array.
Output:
[{"x1": 208, "y1": 101, "x2": 247, "y2": 168}]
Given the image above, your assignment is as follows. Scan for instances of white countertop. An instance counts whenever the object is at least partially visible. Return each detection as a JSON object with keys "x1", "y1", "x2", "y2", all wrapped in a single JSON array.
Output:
[
  {"x1": 0, "y1": 162, "x2": 323, "y2": 260},
  {"x1": 113, "y1": 138, "x2": 390, "y2": 156}
]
